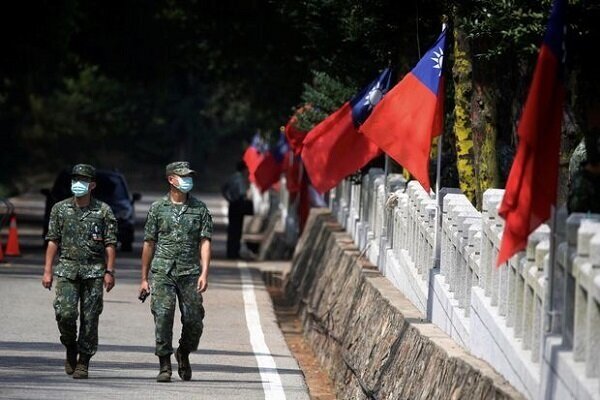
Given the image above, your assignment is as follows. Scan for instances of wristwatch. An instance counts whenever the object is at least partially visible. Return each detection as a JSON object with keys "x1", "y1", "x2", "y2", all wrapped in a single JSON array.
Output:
[{"x1": 105, "y1": 269, "x2": 115, "y2": 277}]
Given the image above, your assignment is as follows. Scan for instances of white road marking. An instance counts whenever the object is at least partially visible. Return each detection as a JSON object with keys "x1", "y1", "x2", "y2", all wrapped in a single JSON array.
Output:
[
  {"x1": 238, "y1": 261, "x2": 286, "y2": 400},
  {"x1": 219, "y1": 203, "x2": 229, "y2": 224}
]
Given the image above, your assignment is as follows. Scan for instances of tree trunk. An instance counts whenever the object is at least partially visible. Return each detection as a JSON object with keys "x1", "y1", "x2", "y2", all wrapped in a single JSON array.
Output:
[
  {"x1": 452, "y1": 21, "x2": 477, "y2": 204},
  {"x1": 471, "y1": 76, "x2": 499, "y2": 209}
]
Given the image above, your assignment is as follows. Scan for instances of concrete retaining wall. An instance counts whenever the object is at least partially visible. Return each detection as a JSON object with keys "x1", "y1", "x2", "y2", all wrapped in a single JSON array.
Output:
[{"x1": 286, "y1": 209, "x2": 524, "y2": 400}]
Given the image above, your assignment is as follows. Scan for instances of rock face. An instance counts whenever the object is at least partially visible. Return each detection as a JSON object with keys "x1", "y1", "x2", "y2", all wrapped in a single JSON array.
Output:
[{"x1": 286, "y1": 209, "x2": 524, "y2": 400}]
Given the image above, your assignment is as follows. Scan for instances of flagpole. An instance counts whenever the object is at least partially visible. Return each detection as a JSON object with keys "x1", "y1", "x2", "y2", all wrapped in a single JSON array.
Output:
[
  {"x1": 384, "y1": 55, "x2": 393, "y2": 199},
  {"x1": 432, "y1": 21, "x2": 447, "y2": 270}
]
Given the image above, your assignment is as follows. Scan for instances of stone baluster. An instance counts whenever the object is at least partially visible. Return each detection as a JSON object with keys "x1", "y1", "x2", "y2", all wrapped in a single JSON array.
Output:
[
  {"x1": 531, "y1": 239, "x2": 549, "y2": 363},
  {"x1": 441, "y1": 194, "x2": 471, "y2": 278},
  {"x1": 465, "y1": 228, "x2": 482, "y2": 317},
  {"x1": 406, "y1": 182, "x2": 419, "y2": 261},
  {"x1": 563, "y1": 214, "x2": 600, "y2": 349},
  {"x1": 457, "y1": 218, "x2": 481, "y2": 310},
  {"x1": 521, "y1": 226, "x2": 550, "y2": 353},
  {"x1": 513, "y1": 256, "x2": 528, "y2": 340},
  {"x1": 489, "y1": 200, "x2": 508, "y2": 306},
  {"x1": 417, "y1": 196, "x2": 433, "y2": 274},
  {"x1": 347, "y1": 181, "x2": 360, "y2": 237},
  {"x1": 448, "y1": 205, "x2": 478, "y2": 293},
  {"x1": 507, "y1": 251, "x2": 525, "y2": 329},
  {"x1": 367, "y1": 170, "x2": 384, "y2": 234},
  {"x1": 385, "y1": 174, "x2": 406, "y2": 252},
  {"x1": 425, "y1": 203, "x2": 437, "y2": 275},
  {"x1": 572, "y1": 221, "x2": 600, "y2": 376},
  {"x1": 397, "y1": 193, "x2": 409, "y2": 253},
  {"x1": 480, "y1": 190, "x2": 505, "y2": 293}
]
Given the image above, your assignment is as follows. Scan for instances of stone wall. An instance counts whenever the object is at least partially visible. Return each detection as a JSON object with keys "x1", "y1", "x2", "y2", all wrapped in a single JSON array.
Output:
[{"x1": 286, "y1": 209, "x2": 524, "y2": 400}]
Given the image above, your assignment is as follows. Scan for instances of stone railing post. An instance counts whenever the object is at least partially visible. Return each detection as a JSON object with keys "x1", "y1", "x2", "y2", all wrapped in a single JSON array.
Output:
[
  {"x1": 480, "y1": 190, "x2": 505, "y2": 294},
  {"x1": 441, "y1": 194, "x2": 471, "y2": 279},
  {"x1": 562, "y1": 214, "x2": 600, "y2": 349},
  {"x1": 572, "y1": 221, "x2": 600, "y2": 374},
  {"x1": 521, "y1": 225, "x2": 550, "y2": 355}
]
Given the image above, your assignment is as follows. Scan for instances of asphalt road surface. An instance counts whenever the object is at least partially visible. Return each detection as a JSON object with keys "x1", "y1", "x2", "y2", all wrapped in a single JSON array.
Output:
[{"x1": 0, "y1": 192, "x2": 309, "y2": 400}]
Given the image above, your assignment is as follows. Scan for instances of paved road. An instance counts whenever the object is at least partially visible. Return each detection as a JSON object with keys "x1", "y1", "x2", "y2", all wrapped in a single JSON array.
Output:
[{"x1": 0, "y1": 192, "x2": 309, "y2": 400}]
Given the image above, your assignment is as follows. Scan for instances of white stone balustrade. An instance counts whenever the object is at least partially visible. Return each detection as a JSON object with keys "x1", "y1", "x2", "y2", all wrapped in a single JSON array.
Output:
[
  {"x1": 572, "y1": 221, "x2": 600, "y2": 378},
  {"x1": 329, "y1": 171, "x2": 600, "y2": 399}
]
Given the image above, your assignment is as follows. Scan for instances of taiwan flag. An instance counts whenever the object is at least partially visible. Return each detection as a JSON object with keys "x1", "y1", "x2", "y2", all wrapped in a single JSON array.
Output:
[
  {"x1": 285, "y1": 105, "x2": 310, "y2": 155},
  {"x1": 361, "y1": 30, "x2": 446, "y2": 192},
  {"x1": 497, "y1": 0, "x2": 566, "y2": 266},
  {"x1": 254, "y1": 131, "x2": 290, "y2": 192},
  {"x1": 243, "y1": 133, "x2": 269, "y2": 183},
  {"x1": 301, "y1": 68, "x2": 394, "y2": 193}
]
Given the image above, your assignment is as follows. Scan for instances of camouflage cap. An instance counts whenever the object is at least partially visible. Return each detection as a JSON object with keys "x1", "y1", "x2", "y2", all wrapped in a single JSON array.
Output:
[
  {"x1": 165, "y1": 161, "x2": 196, "y2": 176},
  {"x1": 71, "y1": 164, "x2": 96, "y2": 179}
]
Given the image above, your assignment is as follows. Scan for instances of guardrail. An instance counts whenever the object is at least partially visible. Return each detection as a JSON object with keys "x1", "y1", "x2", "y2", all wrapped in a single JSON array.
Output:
[{"x1": 329, "y1": 169, "x2": 600, "y2": 400}]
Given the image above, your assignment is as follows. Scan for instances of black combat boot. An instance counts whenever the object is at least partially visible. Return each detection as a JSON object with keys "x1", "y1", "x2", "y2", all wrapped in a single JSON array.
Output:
[
  {"x1": 64, "y1": 344, "x2": 78, "y2": 375},
  {"x1": 72, "y1": 353, "x2": 91, "y2": 379},
  {"x1": 175, "y1": 347, "x2": 192, "y2": 381},
  {"x1": 156, "y1": 355, "x2": 172, "y2": 382}
]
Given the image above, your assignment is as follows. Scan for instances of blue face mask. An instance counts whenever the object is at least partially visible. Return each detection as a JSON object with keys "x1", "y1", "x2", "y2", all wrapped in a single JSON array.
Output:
[
  {"x1": 71, "y1": 180, "x2": 90, "y2": 197},
  {"x1": 176, "y1": 176, "x2": 194, "y2": 193}
]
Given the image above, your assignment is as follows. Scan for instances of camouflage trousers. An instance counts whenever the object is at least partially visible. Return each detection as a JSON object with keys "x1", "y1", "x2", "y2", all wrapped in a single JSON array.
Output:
[
  {"x1": 53, "y1": 276, "x2": 104, "y2": 356},
  {"x1": 151, "y1": 272, "x2": 205, "y2": 356}
]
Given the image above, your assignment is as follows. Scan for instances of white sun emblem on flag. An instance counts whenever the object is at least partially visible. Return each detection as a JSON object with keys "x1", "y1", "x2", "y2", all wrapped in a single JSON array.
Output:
[
  {"x1": 431, "y1": 47, "x2": 444, "y2": 76},
  {"x1": 363, "y1": 81, "x2": 384, "y2": 110}
]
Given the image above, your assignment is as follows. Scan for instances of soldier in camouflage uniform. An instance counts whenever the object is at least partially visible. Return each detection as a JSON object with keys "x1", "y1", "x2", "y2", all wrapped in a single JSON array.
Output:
[
  {"x1": 139, "y1": 161, "x2": 213, "y2": 382},
  {"x1": 42, "y1": 164, "x2": 118, "y2": 379}
]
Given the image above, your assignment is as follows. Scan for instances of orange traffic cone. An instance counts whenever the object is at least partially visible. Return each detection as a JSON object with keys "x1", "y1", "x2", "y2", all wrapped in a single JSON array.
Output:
[{"x1": 5, "y1": 215, "x2": 21, "y2": 256}]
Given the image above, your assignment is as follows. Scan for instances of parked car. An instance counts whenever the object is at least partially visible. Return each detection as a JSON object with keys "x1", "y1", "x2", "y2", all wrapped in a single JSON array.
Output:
[{"x1": 41, "y1": 168, "x2": 142, "y2": 251}]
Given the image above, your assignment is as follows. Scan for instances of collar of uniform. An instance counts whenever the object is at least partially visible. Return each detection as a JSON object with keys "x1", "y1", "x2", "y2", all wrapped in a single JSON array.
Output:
[
  {"x1": 68, "y1": 196, "x2": 101, "y2": 210},
  {"x1": 161, "y1": 194, "x2": 199, "y2": 207}
]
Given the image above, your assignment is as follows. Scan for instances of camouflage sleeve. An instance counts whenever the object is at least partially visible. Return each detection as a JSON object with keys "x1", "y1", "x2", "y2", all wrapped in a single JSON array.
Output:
[
  {"x1": 200, "y1": 207, "x2": 213, "y2": 239},
  {"x1": 45, "y1": 203, "x2": 62, "y2": 242},
  {"x1": 103, "y1": 206, "x2": 118, "y2": 246},
  {"x1": 144, "y1": 204, "x2": 159, "y2": 242}
]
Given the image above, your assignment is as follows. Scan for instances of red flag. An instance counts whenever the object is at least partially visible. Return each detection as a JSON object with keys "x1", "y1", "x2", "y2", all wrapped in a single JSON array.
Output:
[
  {"x1": 243, "y1": 133, "x2": 267, "y2": 183},
  {"x1": 283, "y1": 152, "x2": 301, "y2": 194},
  {"x1": 497, "y1": 0, "x2": 566, "y2": 266},
  {"x1": 252, "y1": 131, "x2": 289, "y2": 192},
  {"x1": 301, "y1": 68, "x2": 393, "y2": 193},
  {"x1": 254, "y1": 153, "x2": 281, "y2": 191},
  {"x1": 360, "y1": 31, "x2": 447, "y2": 192},
  {"x1": 285, "y1": 106, "x2": 310, "y2": 155}
]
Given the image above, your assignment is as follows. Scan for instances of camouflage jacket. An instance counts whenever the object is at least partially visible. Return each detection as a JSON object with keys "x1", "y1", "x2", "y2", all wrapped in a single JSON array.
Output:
[
  {"x1": 46, "y1": 197, "x2": 118, "y2": 279},
  {"x1": 144, "y1": 194, "x2": 213, "y2": 276}
]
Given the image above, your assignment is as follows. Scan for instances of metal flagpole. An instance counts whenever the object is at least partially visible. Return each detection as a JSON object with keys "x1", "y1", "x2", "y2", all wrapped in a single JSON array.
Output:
[{"x1": 431, "y1": 22, "x2": 447, "y2": 270}]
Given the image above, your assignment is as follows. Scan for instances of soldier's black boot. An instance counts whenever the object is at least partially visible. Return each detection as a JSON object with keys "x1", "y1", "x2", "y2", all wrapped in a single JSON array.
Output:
[
  {"x1": 156, "y1": 355, "x2": 172, "y2": 383},
  {"x1": 73, "y1": 354, "x2": 90, "y2": 379},
  {"x1": 175, "y1": 347, "x2": 192, "y2": 381},
  {"x1": 64, "y1": 344, "x2": 78, "y2": 375}
]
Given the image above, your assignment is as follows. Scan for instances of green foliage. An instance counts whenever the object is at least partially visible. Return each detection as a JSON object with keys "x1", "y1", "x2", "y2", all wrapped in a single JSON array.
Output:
[
  {"x1": 455, "y1": 0, "x2": 549, "y2": 61},
  {"x1": 25, "y1": 66, "x2": 126, "y2": 141},
  {"x1": 295, "y1": 71, "x2": 356, "y2": 131}
]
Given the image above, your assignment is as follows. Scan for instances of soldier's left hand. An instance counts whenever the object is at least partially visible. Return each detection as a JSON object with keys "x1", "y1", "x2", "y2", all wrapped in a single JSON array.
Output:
[
  {"x1": 104, "y1": 274, "x2": 115, "y2": 292},
  {"x1": 197, "y1": 275, "x2": 208, "y2": 293}
]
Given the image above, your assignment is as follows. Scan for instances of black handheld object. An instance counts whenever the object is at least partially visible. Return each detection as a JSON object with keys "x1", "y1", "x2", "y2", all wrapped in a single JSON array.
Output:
[{"x1": 138, "y1": 289, "x2": 150, "y2": 303}]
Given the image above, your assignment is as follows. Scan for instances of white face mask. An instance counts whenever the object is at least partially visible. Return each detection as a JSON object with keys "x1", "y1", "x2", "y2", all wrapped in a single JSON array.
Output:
[
  {"x1": 175, "y1": 176, "x2": 194, "y2": 193},
  {"x1": 71, "y1": 180, "x2": 90, "y2": 197}
]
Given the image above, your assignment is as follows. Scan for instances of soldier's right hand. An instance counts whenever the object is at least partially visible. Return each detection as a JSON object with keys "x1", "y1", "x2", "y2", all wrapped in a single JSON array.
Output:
[
  {"x1": 42, "y1": 271, "x2": 53, "y2": 290},
  {"x1": 139, "y1": 280, "x2": 150, "y2": 297}
]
